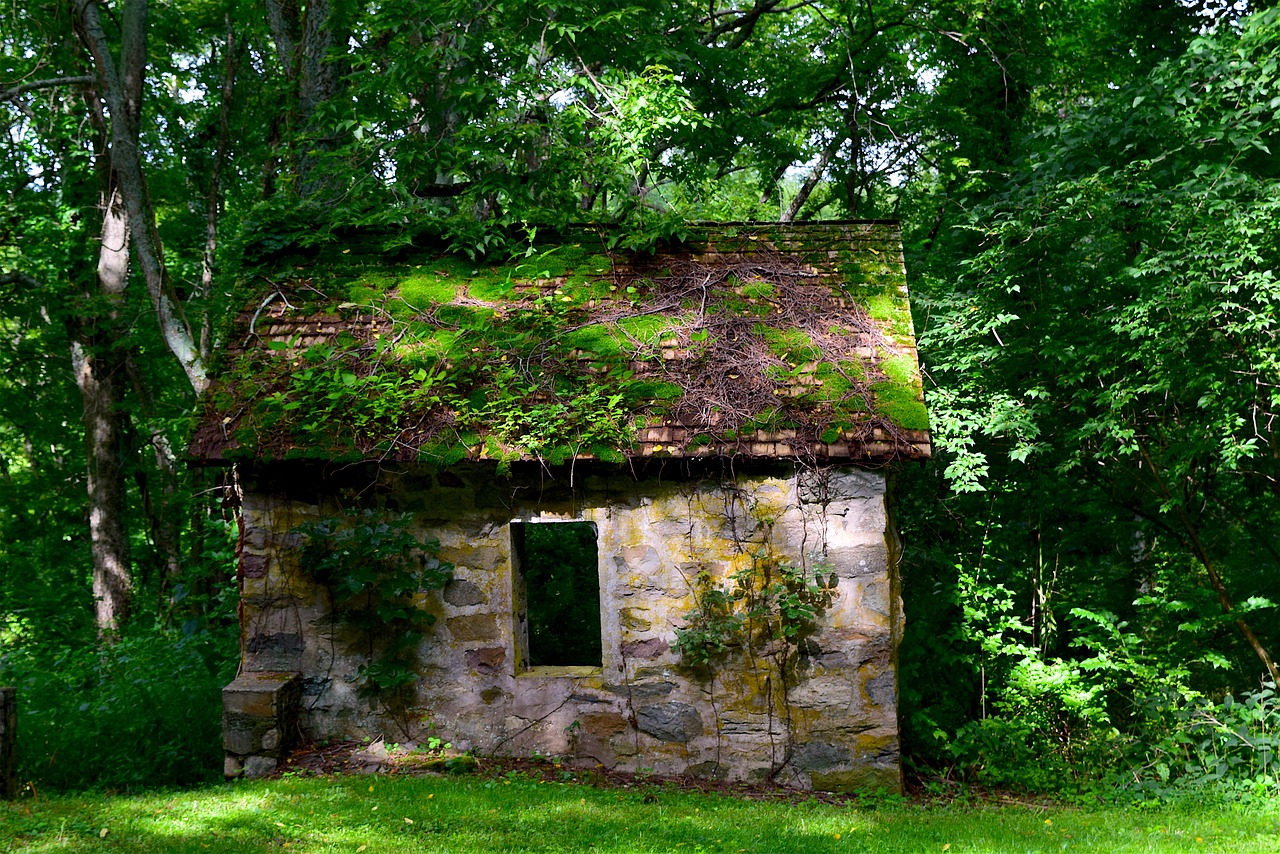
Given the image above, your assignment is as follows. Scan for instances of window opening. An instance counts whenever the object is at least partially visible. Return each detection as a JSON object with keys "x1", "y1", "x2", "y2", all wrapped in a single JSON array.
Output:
[{"x1": 512, "y1": 521, "x2": 602, "y2": 668}]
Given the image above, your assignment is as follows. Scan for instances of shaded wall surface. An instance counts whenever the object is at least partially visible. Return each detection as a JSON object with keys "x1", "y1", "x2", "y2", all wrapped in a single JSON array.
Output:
[{"x1": 232, "y1": 461, "x2": 903, "y2": 791}]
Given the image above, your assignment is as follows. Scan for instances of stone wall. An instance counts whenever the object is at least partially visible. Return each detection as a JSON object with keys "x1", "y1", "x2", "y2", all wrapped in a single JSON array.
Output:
[{"x1": 230, "y1": 460, "x2": 904, "y2": 791}]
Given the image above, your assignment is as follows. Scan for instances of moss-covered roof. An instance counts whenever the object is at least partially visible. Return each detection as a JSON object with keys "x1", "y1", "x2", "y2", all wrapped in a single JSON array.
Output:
[{"x1": 189, "y1": 221, "x2": 930, "y2": 466}]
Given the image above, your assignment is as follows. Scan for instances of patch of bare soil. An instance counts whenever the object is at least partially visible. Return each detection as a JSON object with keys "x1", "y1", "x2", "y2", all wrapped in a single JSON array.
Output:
[
  {"x1": 277, "y1": 739, "x2": 873, "y2": 806},
  {"x1": 275, "y1": 740, "x2": 1061, "y2": 809}
]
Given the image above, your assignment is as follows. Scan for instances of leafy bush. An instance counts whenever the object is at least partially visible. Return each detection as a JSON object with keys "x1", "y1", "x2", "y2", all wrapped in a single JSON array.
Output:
[
  {"x1": 0, "y1": 622, "x2": 237, "y2": 791},
  {"x1": 1124, "y1": 682, "x2": 1280, "y2": 802}
]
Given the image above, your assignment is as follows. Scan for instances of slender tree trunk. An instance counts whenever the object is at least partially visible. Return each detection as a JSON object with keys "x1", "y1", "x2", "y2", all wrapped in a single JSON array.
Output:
[
  {"x1": 200, "y1": 15, "x2": 238, "y2": 362},
  {"x1": 71, "y1": 180, "x2": 133, "y2": 635},
  {"x1": 125, "y1": 352, "x2": 185, "y2": 608},
  {"x1": 781, "y1": 131, "x2": 845, "y2": 222},
  {"x1": 1137, "y1": 441, "x2": 1280, "y2": 684},
  {"x1": 74, "y1": 0, "x2": 207, "y2": 393}
]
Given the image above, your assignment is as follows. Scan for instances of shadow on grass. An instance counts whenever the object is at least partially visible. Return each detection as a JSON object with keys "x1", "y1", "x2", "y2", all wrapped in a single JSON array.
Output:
[{"x1": 3, "y1": 773, "x2": 1279, "y2": 853}]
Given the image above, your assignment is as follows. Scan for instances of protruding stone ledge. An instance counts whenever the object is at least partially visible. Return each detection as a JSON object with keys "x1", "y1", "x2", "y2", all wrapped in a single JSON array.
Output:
[{"x1": 223, "y1": 671, "x2": 301, "y2": 779}]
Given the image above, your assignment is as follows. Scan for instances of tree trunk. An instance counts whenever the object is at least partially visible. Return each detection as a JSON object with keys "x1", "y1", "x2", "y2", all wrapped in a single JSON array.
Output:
[
  {"x1": 74, "y1": 0, "x2": 207, "y2": 394},
  {"x1": 264, "y1": 0, "x2": 350, "y2": 200},
  {"x1": 781, "y1": 131, "x2": 845, "y2": 222},
  {"x1": 71, "y1": 180, "x2": 133, "y2": 636},
  {"x1": 1137, "y1": 441, "x2": 1280, "y2": 684}
]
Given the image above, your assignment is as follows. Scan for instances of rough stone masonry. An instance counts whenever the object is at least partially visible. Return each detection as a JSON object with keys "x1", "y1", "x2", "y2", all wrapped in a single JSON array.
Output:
[{"x1": 227, "y1": 460, "x2": 904, "y2": 792}]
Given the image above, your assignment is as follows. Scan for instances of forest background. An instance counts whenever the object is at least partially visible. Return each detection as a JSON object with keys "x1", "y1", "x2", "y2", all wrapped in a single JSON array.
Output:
[{"x1": 1, "y1": 0, "x2": 1277, "y2": 797}]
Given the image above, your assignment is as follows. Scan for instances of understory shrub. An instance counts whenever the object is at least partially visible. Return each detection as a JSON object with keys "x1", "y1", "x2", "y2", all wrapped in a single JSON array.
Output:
[
  {"x1": 1122, "y1": 681, "x2": 1280, "y2": 802},
  {"x1": 0, "y1": 622, "x2": 237, "y2": 792}
]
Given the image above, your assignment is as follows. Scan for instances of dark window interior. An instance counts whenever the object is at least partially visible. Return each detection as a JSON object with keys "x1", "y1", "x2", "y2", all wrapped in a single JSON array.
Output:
[{"x1": 514, "y1": 521, "x2": 602, "y2": 667}]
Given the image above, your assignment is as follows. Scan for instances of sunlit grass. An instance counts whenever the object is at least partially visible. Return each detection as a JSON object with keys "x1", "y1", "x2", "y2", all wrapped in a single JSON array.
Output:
[{"x1": 1, "y1": 772, "x2": 1277, "y2": 852}]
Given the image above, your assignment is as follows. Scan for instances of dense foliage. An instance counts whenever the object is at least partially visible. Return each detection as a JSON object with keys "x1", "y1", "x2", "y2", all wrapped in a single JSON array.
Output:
[{"x1": 1, "y1": 0, "x2": 1276, "y2": 796}]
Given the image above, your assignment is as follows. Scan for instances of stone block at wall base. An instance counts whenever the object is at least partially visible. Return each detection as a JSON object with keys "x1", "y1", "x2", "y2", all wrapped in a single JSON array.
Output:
[
  {"x1": 810, "y1": 765, "x2": 902, "y2": 795},
  {"x1": 223, "y1": 672, "x2": 302, "y2": 779}
]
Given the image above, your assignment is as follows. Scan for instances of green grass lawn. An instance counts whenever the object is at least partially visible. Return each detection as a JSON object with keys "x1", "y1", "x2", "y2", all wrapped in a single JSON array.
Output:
[{"x1": 1, "y1": 772, "x2": 1277, "y2": 853}]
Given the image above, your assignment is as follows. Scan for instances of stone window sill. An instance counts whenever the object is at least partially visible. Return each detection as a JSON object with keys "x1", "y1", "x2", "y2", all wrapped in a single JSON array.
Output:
[{"x1": 517, "y1": 665, "x2": 602, "y2": 678}]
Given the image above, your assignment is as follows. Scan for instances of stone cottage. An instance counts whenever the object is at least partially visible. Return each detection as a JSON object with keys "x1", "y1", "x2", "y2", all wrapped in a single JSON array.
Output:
[{"x1": 191, "y1": 221, "x2": 930, "y2": 792}]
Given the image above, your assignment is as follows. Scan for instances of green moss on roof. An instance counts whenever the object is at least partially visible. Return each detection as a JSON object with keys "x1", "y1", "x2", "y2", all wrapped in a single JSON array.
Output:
[
  {"x1": 873, "y1": 353, "x2": 929, "y2": 430},
  {"x1": 739, "y1": 280, "x2": 776, "y2": 300},
  {"x1": 563, "y1": 325, "x2": 622, "y2": 358},
  {"x1": 191, "y1": 222, "x2": 929, "y2": 464},
  {"x1": 616, "y1": 315, "x2": 669, "y2": 345},
  {"x1": 396, "y1": 272, "x2": 458, "y2": 308},
  {"x1": 761, "y1": 327, "x2": 822, "y2": 363}
]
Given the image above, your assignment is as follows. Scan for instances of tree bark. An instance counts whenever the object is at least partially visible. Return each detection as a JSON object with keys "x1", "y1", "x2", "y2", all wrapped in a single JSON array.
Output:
[
  {"x1": 1137, "y1": 441, "x2": 1280, "y2": 684},
  {"x1": 74, "y1": 0, "x2": 207, "y2": 393},
  {"x1": 200, "y1": 15, "x2": 238, "y2": 362},
  {"x1": 71, "y1": 175, "x2": 134, "y2": 636},
  {"x1": 781, "y1": 131, "x2": 845, "y2": 222},
  {"x1": 264, "y1": 0, "x2": 349, "y2": 199}
]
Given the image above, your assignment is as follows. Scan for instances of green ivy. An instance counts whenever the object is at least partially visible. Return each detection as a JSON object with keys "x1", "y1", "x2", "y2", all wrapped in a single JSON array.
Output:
[
  {"x1": 295, "y1": 511, "x2": 452, "y2": 710},
  {"x1": 674, "y1": 553, "x2": 837, "y2": 668}
]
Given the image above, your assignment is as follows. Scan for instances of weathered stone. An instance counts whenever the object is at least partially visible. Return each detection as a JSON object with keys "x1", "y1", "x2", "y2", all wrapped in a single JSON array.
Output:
[
  {"x1": 228, "y1": 461, "x2": 905, "y2": 790},
  {"x1": 619, "y1": 608, "x2": 652, "y2": 632},
  {"x1": 686, "y1": 761, "x2": 727, "y2": 780},
  {"x1": 241, "y1": 553, "x2": 268, "y2": 578},
  {"x1": 444, "y1": 579, "x2": 486, "y2": 607},
  {"x1": 242, "y1": 755, "x2": 279, "y2": 779},
  {"x1": 828, "y1": 500, "x2": 888, "y2": 534},
  {"x1": 245, "y1": 633, "x2": 304, "y2": 670},
  {"x1": 866, "y1": 670, "x2": 896, "y2": 708},
  {"x1": 810, "y1": 765, "x2": 901, "y2": 794},
  {"x1": 632, "y1": 667, "x2": 669, "y2": 680},
  {"x1": 222, "y1": 672, "x2": 301, "y2": 770},
  {"x1": 569, "y1": 691, "x2": 611, "y2": 705},
  {"x1": 224, "y1": 675, "x2": 291, "y2": 717},
  {"x1": 301, "y1": 676, "x2": 330, "y2": 697},
  {"x1": 853, "y1": 730, "x2": 900, "y2": 763},
  {"x1": 222, "y1": 714, "x2": 264, "y2": 754},
  {"x1": 719, "y1": 715, "x2": 782, "y2": 737},
  {"x1": 787, "y1": 676, "x2": 855, "y2": 711},
  {"x1": 791, "y1": 741, "x2": 851, "y2": 771},
  {"x1": 447, "y1": 614, "x2": 498, "y2": 641},
  {"x1": 581, "y1": 711, "x2": 630, "y2": 738},
  {"x1": 223, "y1": 755, "x2": 245, "y2": 779},
  {"x1": 465, "y1": 647, "x2": 506, "y2": 673},
  {"x1": 245, "y1": 632, "x2": 304, "y2": 656},
  {"x1": 635, "y1": 702, "x2": 703, "y2": 742},
  {"x1": 620, "y1": 638, "x2": 669, "y2": 660},
  {"x1": 798, "y1": 469, "x2": 885, "y2": 504},
  {"x1": 604, "y1": 681, "x2": 674, "y2": 699},
  {"x1": 617, "y1": 545, "x2": 660, "y2": 573}
]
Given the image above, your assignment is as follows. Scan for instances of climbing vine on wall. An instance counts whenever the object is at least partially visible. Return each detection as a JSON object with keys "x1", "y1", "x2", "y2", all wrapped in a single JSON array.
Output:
[
  {"x1": 295, "y1": 511, "x2": 452, "y2": 711},
  {"x1": 674, "y1": 546, "x2": 839, "y2": 777},
  {"x1": 674, "y1": 554, "x2": 838, "y2": 668}
]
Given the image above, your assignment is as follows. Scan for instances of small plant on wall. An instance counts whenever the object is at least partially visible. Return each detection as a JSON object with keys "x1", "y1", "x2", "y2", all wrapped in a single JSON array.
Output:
[
  {"x1": 675, "y1": 554, "x2": 838, "y2": 668},
  {"x1": 295, "y1": 510, "x2": 453, "y2": 714},
  {"x1": 674, "y1": 552, "x2": 839, "y2": 778}
]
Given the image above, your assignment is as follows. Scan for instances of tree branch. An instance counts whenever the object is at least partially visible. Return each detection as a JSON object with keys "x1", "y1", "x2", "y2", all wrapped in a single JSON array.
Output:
[
  {"x1": 0, "y1": 271, "x2": 40, "y2": 289},
  {"x1": 781, "y1": 130, "x2": 846, "y2": 222},
  {"x1": 0, "y1": 76, "x2": 94, "y2": 104}
]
